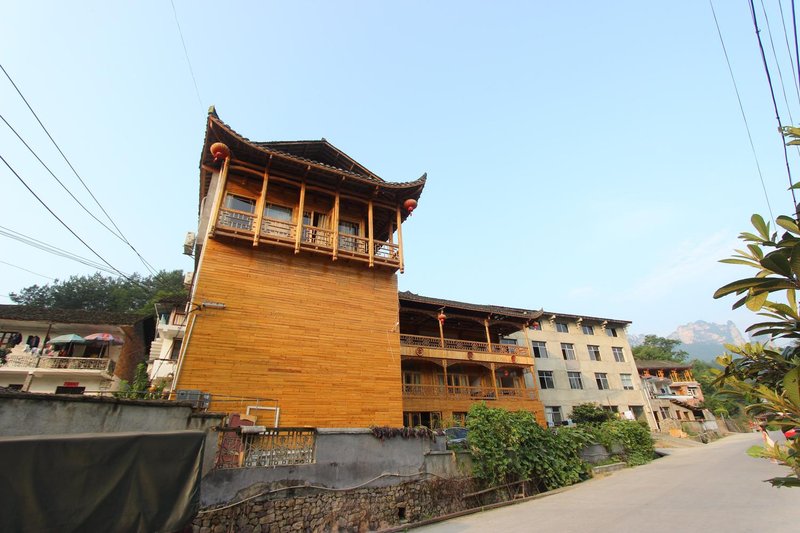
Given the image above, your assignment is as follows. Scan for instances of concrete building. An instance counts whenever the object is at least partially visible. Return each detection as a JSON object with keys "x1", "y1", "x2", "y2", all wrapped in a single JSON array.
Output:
[
  {"x1": 0, "y1": 305, "x2": 153, "y2": 394},
  {"x1": 508, "y1": 313, "x2": 658, "y2": 430}
]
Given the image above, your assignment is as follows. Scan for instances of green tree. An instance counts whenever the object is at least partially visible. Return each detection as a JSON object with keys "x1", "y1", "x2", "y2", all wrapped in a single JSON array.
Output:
[
  {"x1": 713, "y1": 213, "x2": 800, "y2": 487},
  {"x1": 631, "y1": 335, "x2": 688, "y2": 363},
  {"x1": 9, "y1": 270, "x2": 186, "y2": 314},
  {"x1": 690, "y1": 359, "x2": 741, "y2": 417}
]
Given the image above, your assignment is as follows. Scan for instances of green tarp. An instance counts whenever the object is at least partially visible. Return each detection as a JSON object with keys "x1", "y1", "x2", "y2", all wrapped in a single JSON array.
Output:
[{"x1": 0, "y1": 431, "x2": 204, "y2": 533}]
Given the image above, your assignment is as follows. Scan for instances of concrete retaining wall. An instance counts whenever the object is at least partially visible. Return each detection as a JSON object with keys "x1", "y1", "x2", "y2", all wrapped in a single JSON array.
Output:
[{"x1": 0, "y1": 391, "x2": 224, "y2": 472}]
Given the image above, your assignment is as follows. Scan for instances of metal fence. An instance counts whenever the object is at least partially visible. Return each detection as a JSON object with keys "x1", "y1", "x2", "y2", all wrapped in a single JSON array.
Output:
[{"x1": 214, "y1": 427, "x2": 317, "y2": 469}]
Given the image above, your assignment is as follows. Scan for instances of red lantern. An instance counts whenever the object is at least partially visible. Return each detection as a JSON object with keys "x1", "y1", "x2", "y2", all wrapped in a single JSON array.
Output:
[
  {"x1": 403, "y1": 198, "x2": 418, "y2": 214},
  {"x1": 437, "y1": 311, "x2": 446, "y2": 326},
  {"x1": 503, "y1": 370, "x2": 509, "y2": 377},
  {"x1": 467, "y1": 351, "x2": 474, "y2": 360},
  {"x1": 511, "y1": 355, "x2": 517, "y2": 363},
  {"x1": 210, "y1": 142, "x2": 231, "y2": 162}
]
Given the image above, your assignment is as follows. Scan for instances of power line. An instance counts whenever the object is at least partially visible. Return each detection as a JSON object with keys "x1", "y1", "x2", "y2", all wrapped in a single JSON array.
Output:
[
  {"x1": 709, "y1": 0, "x2": 775, "y2": 223},
  {"x1": 760, "y1": 0, "x2": 796, "y2": 124},
  {"x1": 0, "y1": 225, "x2": 118, "y2": 275},
  {"x1": 748, "y1": 0, "x2": 798, "y2": 215},
  {"x1": 0, "y1": 260, "x2": 55, "y2": 280},
  {"x1": 0, "y1": 62, "x2": 158, "y2": 276},
  {"x1": 777, "y1": 0, "x2": 800, "y2": 104},
  {"x1": 0, "y1": 112, "x2": 125, "y2": 241},
  {"x1": 0, "y1": 153, "x2": 133, "y2": 281},
  {"x1": 170, "y1": 0, "x2": 203, "y2": 113}
]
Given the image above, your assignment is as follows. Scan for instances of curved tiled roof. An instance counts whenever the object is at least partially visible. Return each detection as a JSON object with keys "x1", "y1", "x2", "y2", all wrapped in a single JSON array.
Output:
[{"x1": 0, "y1": 305, "x2": 146, "y2": 326}]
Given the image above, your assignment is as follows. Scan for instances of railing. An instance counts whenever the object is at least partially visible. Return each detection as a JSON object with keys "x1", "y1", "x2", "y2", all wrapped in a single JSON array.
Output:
[
  {"x1": 217, "y1": 208, "x2": 254, "y2": 232},
  {"x1": 261, "y1": 217, "x2": 295, "y2": 239},
  {"x1": 338, "y1": 234, "x2": 369, "y2": 255},
  {"x1": 215, "y1": 427, "x2": 317, "y2": 469},
  {"x1": 301, "y1": 225, "x2": 334, "y2": 248},
  {"x1": 402, "y1": 383, "x2": 533, "y2": 400},
  {"x1": 374, "y1": 241, "x2": 399, "y2": 261},
  {"x1": 1, "y1": 354, "x2": 115, "y2": 374},
  {"x1": 400, "y1": 334, "x2": 531, "y2": 357}
]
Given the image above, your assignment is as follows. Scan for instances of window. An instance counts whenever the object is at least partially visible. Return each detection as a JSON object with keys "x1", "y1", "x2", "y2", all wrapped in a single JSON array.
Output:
[
  {"x1": 169, "y1": 339, "x2": 183, "y2": 360},
  {"x1": 621, "y1": 373, "x2": 634, "y2": 390},
  {"x1": 55, "y1": 386, "x2": 85, "y2": 395},
  {"x1": 545, "y1": 406, "x2": 563, "y2": 427},
  {"x1": 530, "y1": 321, "x2": 542, "y2": 331},
  {"x1": 403, "y1": 411, "x2": 441, "y2": 429},
  {"x1": 264, "y1": 203, "x2": 293, "y2": 221},
  {"x1": 555, "y1": 322, "x2": 569, "y2": 333},
  {"x1": 531, "y1": 341, "x2": 548, "y2": 358},
  {"x1": 659, "y1": 406, "x2": 671, "y2": 419},
  {"x1": 588, "y1": 345, "x2": 601, "y2": 361},
  {"x1": 224, "y1": 194, "x2": 256, "y2": 213},
  {"x1": 568, "y1": 371, "x2": 584, "y2": 390},
  {"x1": 452, "y1": 412, "x2": 468, "y2": 426},
  {"x1": 582, "y1": 324, "x2": 594, "y2": 335},
  {"x1": 606, "y1": 327, "x2": 618, "y2": 337},
  {"x1": 561, "y1": 343, "x2": 576, "y2": 360},
  {"x1": 403, "y1": 372, "x2": 423, "y2": 394},
  {"x1": 612, "y1": 347, "x2": 625, "y2": 362},
  {"x1": 499, "y1": 336, "x2": 518, "y2": 345},
  {"x1": 595, "y1": 372, "x2": 610, "y2": 390},
  {"x1": 338, "y1": 220, "x2": 363, "y2": 252},
  {"x1": 688, "y1": 387, "x2": 700, "y2": 397},
  {"x1": 538, "y1": 370, "x2": 555, "y2": 389}
]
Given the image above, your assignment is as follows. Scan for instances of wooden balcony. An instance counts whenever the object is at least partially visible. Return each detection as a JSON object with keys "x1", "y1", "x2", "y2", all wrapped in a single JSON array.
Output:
[
  {"x1": 399, "y1": 334, "x2": 531, "y2": 364},
  {"x1": 403, "y1": 383, "x2": 535, "y2": 401},
  {"x1": 0, "y1": 354, "x2": 116, "y2": 376},
  {"x1": 215, "y1": 208, "x2": 401, "y2": 268}
]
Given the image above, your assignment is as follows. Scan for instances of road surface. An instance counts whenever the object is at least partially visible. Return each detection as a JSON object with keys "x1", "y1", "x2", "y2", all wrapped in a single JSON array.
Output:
[{"x1": 415, "y1": 432, "x2": 796, "y2": 533}]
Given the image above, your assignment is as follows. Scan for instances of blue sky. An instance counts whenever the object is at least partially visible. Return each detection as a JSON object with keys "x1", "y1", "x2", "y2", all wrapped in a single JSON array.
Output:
[{"x1": 1, "y1": 1, "x2": 798, "y2": 337}]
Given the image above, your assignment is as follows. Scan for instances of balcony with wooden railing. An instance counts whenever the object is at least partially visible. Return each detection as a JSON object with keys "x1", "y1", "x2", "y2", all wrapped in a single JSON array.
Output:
[
  {"x1": 215, "y1": 209, "x2": 401, "y2": 268},
  {"x1": 399, "y1": 334, "x2": 531, "y2": 364},
  {"x1": 402, "y1": 383, "x2": 534, "y2": 401},
  {"x1": 0, "y1": 354, "x2": 116, "y2": 376}
]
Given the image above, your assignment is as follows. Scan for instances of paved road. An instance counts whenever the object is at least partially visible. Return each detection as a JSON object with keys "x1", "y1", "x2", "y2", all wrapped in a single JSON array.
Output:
[{"x1": 416, "y1": 432, "x2": 797, "y2": 533}]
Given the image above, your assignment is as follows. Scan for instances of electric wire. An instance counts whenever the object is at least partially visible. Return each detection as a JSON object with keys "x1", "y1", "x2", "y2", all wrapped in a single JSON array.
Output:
[
  {"x1": 169, "y1": 0, "x2": 203, "y2": 113},
  {"x1": 0, "y1": 225, "x2": 118, "y2": 275},
  {"x1": 749, "y1": 0, "x2": 799, "y2": 215},
  {"x1": 794, "y1": 0, "x2": 800, "y2": 101},
  {"x1": 0, "y1": 260, "x2": 55, "y2": 280},
  {"x1": 0, "y1": 62, "x2": 158, "y2": 276},
  {"x1": 0, "y1": 153, "x2": 133, "y2": 281},
  {"x1": 0, "y1": 112, "x2": 125, "y2": 242},
  {"x1": 709, "y1": 0, "x2": 776, "y2": 223},
  {"x1": 760, "y1": 0, "x2": 796, "y2": 124},
  {"x1": 777, "y1": 0, "x2": 800, "y2": 103}
]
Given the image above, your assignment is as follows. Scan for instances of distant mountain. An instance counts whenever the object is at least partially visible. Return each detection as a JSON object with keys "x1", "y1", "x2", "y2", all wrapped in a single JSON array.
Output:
[
  {"x1": 627, "y1": 333, "x2": 646, "y2": 347},
  {"x1": 668, "y1": 320, "x2": 746, "y2": 362}
]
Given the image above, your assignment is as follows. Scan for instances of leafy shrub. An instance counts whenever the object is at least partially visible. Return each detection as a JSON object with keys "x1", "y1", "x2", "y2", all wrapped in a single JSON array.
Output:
[
  {"x1": 570, "y1": 403, "x2": 615, "y2": 425},
  {"x1": 585, "y1": 420, "x2": 655, "y2": 466},
  {"x1": 466, "y1": 403, "x2": 592, "y2": 490}
]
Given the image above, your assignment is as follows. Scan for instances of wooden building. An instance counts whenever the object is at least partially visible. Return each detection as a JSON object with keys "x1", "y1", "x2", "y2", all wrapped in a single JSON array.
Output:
[
  {"x1": 398, "y1": 292, "x2": 545, "y2": 427},
  {"x1": 172, "y1": 109, "x2": 426, "y2": 427}
]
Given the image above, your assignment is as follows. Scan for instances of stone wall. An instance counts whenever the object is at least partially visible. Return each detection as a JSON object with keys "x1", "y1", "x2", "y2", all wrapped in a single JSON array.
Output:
[{"x1": 193, "y1": 477, "x2": 473, "y2": 533}]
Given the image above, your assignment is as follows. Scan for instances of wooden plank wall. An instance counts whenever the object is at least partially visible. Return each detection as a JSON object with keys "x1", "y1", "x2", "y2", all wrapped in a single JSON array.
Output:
[{"x1": 176, "y1": 238, "x2": 403, "y2": 427}]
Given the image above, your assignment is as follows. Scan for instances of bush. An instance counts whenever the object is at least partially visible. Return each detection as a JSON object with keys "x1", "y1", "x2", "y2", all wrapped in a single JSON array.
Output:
[
  {"x1": 570, "y1": 403, "x2": 615, "y2": 425},
  {"x1": 585, "y1": 419, "x2": 655, "y2": 466}
]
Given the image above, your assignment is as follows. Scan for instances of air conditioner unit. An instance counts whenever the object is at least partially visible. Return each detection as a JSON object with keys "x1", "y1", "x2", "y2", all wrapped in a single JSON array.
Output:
[
  {"x1": 183, "y1": 232, "x2": 196, "y2": 256},
  {"x1": 183, "y1": 271, "x2": 194, "y2": 287},
  {"x1": 175, "y1": 389, "x2": 211, "y2": 409}
]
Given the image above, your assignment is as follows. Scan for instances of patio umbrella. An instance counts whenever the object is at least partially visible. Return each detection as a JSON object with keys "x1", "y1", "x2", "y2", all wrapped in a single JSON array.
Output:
[
  {"x1": 49, "y1": 334, "x2": 88, "y2": 344},
  {"x1": 48, "y1": 333, "x2": 87, "y2": 357},
  {"x1": 84, "y1": 333, "x2": 124, "y2": 358}
]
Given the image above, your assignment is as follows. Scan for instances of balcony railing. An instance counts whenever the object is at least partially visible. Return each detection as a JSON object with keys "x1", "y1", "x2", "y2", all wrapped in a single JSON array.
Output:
[
  {"x1": 217, "y1": 208, "x2": 255, "y2": 232},
  {"x1": 402, "y1": 383, "x2": 534, "y2": 400},
  {"x1": 215, "y1": 211, "x2": 401, "y2": 267},
  {"x1": 400, "y1": 334, "x2": 530, "y2": 357},
  {"x1": 1, "y1": 354, "x2": 115, "y2": 374}
]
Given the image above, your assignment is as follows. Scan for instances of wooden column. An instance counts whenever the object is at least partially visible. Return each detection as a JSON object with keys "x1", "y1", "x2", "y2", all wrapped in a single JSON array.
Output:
[
  {"x1": 438, "y1": 316, "x2": 445, "y2": 348},
  {"x1": 490, "y1": 363, "x2": 499, "y2": 399},
  {"x1": 332, "y1": 190, "x2": 340, "y2": 261},
  {"x1": 368, "y1": 200, "x2": 374, "y2": 267},
  {"x1": 442, "y1": 360, "x2": 449, "y2": 398},
  {"x1": 252, "y1": 159, "x2": 271, "y2": 246},
  {"x1": 294, "y1": 179, "x2": 307, "y2": 253},
  {"x1": 484, "y1": 319, "x2": 492, "y2": 347},
  {"x1": 209, "y1": 155, "x2": 231, "y2": 238},
  {"x1": 522, "y1": 322, "x2": 532, "y2": 353},
  {"x1": 396, "y1": 206, "x2": 404, "y2": 273}
]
